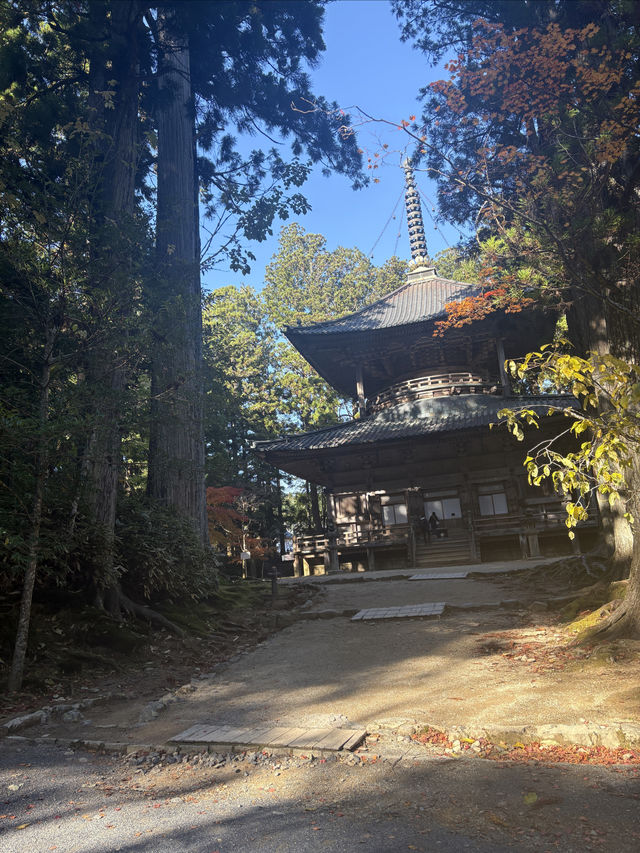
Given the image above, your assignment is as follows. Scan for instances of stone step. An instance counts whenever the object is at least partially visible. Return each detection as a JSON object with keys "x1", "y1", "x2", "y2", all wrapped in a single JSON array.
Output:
[
  {"x1": 170, "y1": 723, "x2": 367, "y2": 754},
  {"x1": 415, "y1": 552, "x2": 474, "y2": 568},
  {"x1": 352, "y1": 603, "x2": 445, "y2": 620}
]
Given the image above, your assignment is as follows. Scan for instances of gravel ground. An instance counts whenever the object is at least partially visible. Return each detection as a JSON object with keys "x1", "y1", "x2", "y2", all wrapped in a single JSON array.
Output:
[{"x1": 2, "y1": 739, "x2": 640, "y2": 853}]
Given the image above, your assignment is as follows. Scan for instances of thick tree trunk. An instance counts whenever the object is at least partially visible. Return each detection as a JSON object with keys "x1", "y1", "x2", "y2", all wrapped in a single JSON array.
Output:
[
  {"x1": 276, "y1": 474, "x2": 286, "y2": 557},
  {"x1": 148, "y1": 6, "x2": 208, "y2": 543},
  {"x1": 569, "y1": 285, "x2": 633, "y2": 552},
  {"x1": 594, "y1": 450, "x2": 640, "y2": 637},
  {"x1": 622, "y1": 452, "x2": 640, "y2": 634},
  {"x1": 309, "y1": 481, "x2": 322, "y2": 532},
  {"x1": 84, "y1": 1, "x2": 141, "y2": 593},
  {"x1": 8, "y1": 328, "x2": 55, "y2": 693},
  {"x1": 569, "y1": 279, "x2": 637, "y2": 631}
]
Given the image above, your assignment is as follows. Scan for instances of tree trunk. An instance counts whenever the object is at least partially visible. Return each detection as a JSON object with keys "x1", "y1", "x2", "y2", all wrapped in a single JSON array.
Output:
[
  {"x1": 569, "y1": 282, "x2": 633, "y2": 554},
  {"x1": 84, "y1": 0, "x2": 141, "y2": 599},
  {"x1": 276, "y1": 474, "x2": 286, "y2": 556},
  {"x1": 8, "y1": 327, "x2": 56, "y2": 693},
  {"x1": 622, "y1": 452, "x2": 640, "y2": 634},
  {"x1": 148, "y1": 6, "x2": 208, "y2": 543},
  {"x1": 568, "y1": 278, "x2": 638, "y2": 631},
  {"x1": 309, "y1": 481, "x2": 322, "y2": 532}
]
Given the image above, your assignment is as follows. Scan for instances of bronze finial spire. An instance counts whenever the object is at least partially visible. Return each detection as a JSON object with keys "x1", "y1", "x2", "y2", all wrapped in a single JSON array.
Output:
[{"x1": 403, "y1": 158, "x2": 428, "y2": 264}]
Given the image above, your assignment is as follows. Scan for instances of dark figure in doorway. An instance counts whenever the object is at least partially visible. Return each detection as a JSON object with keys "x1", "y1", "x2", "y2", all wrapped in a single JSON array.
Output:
[
  {"x1": 429, "y1": 512, "x2": 440, "y2": 533},
  {"x1": 419, "y1": 514, "x2": 429, "y2": 544}
]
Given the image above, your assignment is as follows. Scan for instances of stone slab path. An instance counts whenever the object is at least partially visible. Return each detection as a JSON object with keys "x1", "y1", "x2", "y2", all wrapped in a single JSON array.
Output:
[
  {"x1": 409, "y1": 572, "x2": 468, "y2": 580},
  {"x1": 351, "y1": 602, "x2": 445, "y2": 620},
  {"x1": 307, "y1": 574, "x2": 512, "y2": 615},
  {"x1": 171, "y1": 722, "x2": 366, "y2": 752},
  {"x1": 16, "y1": 558, "x2": 640, "y2": 759}
]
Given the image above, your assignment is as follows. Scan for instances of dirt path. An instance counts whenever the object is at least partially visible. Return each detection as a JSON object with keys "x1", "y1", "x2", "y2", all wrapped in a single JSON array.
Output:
[{"x1": 15, "y1": 566, "x2": 640, "y2": 750}]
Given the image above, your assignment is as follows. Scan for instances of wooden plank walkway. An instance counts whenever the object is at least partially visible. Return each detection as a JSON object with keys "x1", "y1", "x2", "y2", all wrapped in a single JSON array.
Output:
[
  {"x1": 409, "y1": 572, "x2": 468, "y2": 580},
  {"x1": 351, "y1": 602, "x2": 445, "y2": 621},
  {"x1": 170, "y1": 723, "x2": 367, "y2": 753}
]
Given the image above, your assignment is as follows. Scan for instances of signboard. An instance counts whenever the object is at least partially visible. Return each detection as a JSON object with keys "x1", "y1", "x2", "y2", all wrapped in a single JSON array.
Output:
[
  {"x1": 281, "y1": 554, "x2": 294, "y2": 561},
  {"x1": 240, "y1": 551, "x2": 251, "y2": 560}
]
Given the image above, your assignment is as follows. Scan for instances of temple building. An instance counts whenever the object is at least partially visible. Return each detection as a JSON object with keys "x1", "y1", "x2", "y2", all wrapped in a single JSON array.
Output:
[{"x1": 255, "y1": 167, "x2": 600, "y2": 575}]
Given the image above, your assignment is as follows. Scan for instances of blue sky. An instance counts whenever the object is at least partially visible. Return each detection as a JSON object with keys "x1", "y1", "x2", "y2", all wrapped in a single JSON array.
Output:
[{"x1": 202, "y1": 0, "x2": 465, "y2": 292}]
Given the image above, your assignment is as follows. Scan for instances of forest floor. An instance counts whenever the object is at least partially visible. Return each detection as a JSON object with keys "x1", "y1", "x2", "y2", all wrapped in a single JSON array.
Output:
[{"x1": 3, "y1": 556, "x2": 639, "y2": 751}]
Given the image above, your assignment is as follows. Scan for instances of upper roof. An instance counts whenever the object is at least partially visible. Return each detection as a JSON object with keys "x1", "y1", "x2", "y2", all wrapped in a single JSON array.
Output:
[
  {"x1": 284, "y1": 268, "x2": 479, "y2": 339},
  {"x1": 255, "y1": 393, "x2": 572, "y2": 456}
]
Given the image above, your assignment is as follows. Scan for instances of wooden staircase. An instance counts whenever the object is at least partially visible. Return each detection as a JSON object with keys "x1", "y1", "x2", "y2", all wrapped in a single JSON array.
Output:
[{"x1": 413, "y1": 529, "x2": 474, "y2": 569}]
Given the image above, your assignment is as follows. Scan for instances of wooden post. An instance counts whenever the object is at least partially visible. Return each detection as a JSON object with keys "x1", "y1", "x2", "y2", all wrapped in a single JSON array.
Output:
[
  {"x1": 293, "y1": 553, "x2": 302, "y2": 578},
  {"x1": 355, "y1": 364, "x2": 366, "y2": 418},
  {"x1": 527, "y1": 533, "x2": 541, "y2": 557},
  {"x1": 366, "y1": 546, "x2": 376, "y2": 572},
  {"x1": 519, "y1": 534, "x2": 529, "y2": 559}
]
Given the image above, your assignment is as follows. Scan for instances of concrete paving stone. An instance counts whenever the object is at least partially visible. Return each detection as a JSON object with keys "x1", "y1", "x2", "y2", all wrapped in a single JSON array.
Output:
[
  {"x1": 286, "y1": 728, "x2": 334, "y2": 749},
  {"x1": 245, "y1": 725, "x2": 289, "y2": 745},
  {"x1": 263, "y1": 727, "x2": 305, "y2": 747},
  {"x1": 240, "y1": 724, "x2": 276, "y2": 743},
  {"x1": 171, "y1": 724, "x2": 202, "y2": 741},
  {"x1": 341, "y1": 730, "x2": 368, "y2": 751},
  {"x1": 409, "y1": 572, "x2": 468, "y2": 580},
  {"x1": 311, "y1": 729, "x2": 357, "y2": 751},
  {"x1": 352, "y1": 603, "x2": 445, "y2": 621}
]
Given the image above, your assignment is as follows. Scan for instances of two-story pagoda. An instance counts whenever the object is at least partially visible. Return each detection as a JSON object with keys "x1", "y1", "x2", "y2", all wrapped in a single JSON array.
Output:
[{"x1": 255, "y1": 169, "x2": 599, "y2": 575}]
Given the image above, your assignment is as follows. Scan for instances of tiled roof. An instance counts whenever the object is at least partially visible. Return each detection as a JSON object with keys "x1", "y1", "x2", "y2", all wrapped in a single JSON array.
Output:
[
  {"x1": 284, "y1": 271, "x2": 479, "y2": 338},
  {"x1": 255, "y1": 394, "x2": 573, "y2": 454}
]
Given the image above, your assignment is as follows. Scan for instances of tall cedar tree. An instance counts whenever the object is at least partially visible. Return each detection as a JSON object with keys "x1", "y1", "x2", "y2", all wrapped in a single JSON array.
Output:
[
  {"x1": 147, "y1": 6, "x2": 208, "y2": 542},
  {"x1": 146, "y1": 1, "x2": 362, "y2": 540}
]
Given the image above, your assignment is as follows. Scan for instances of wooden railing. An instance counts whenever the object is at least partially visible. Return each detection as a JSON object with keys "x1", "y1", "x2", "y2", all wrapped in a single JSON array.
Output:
[
  {"x1": 474, "y1": 503, "x2": 598, "y2": 535},
  {"x1": 294, "y1": 503, "x2": 598, "y2": 554},
  {"x1": 295, "y1": 525, "x2": 410, "y2": 554},
  {"x1": 369, "y1": 371, "x2": 500, "y2": 413}
]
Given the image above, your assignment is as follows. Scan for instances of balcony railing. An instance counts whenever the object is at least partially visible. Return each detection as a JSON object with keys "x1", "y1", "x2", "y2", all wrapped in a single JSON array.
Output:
[
  {"x1": 294, "y1": 503, "x2": 598, "y2": 554},
  {"x1": 474, "y1": 503, "x2": 598, "y2": 536},
  {"x1": 294, "y1": 524, "x2": 410, "y2": 554},
  {"x1": 369, "y1": 371, "x2": 500, "y2": 413}
]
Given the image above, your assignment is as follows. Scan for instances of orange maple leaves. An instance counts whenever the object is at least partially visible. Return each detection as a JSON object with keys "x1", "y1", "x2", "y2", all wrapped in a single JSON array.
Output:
[
  {"x1": 430, "y1": 19, "x2": 637, "y2": 170},
  {"x1": 434, "y1": 286, "x2": 534, "y2": 336}
]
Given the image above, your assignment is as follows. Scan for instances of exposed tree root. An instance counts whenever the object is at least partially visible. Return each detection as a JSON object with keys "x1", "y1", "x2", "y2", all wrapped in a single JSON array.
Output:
[
  {"x1": 592, "y1": 600, "x2": 630, "y2": 638},
  {"x1": 118, "y1": 592, "x2": 185, "y2": 637},
  {"x1": 94, "y1": 584, "x2": 185, "y2": 637},
  {"x1": 568, "y1": 598, "x2": 638, "y2": 642}
]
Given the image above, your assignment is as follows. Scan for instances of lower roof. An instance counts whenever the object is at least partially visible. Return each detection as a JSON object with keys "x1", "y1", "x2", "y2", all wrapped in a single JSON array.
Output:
[{"x1": 254, "y1": 394, "x2": 573, "y2": 456}]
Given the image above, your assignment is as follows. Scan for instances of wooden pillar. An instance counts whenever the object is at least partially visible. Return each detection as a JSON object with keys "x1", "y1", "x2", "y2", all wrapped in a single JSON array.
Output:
[
  {"x1": 355, "y1": 364, "x2": 366, "y2": 418},
  {"x1": 519, "y1": 534, "x2": 529, "y2": 559},
  {"x1": 408, "y1": 524, "x2": 416, "y2": 568},
  {"x1": 465, "y1": 479, "x2": 481, "y2": 562},
  {"x1": 527, "y1": 533, "x2": 541, "y2": 557},
  {"x1": 325, "y1": 488, "x2": 340, "y2": 573},
  {"x1": 366, "y1": 546, "x2": 376, "y2": 572},
  {"x1": 496, "y1": 338, "x2": 511, "y2": 395}
]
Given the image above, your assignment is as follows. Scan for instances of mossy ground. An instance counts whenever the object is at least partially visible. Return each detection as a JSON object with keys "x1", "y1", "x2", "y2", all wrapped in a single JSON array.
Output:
[{"x1": 0, "y1": 578, "x2": 305, "y2": 716}]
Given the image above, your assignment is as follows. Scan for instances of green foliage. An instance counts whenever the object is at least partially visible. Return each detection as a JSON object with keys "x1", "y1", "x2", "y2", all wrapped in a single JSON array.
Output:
[
  {"x1": 115, "y1": 497, "x2": 219, "y2": 603},
  {"x1": 431, "y1": 247, "x2": 480, "y2": 282},
  {"x1": 262, "y1": 223, "x2": 408, "y2": 428},
  {"x1": 499, "y1": 342, "x2": 640, "y2": 536}
]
